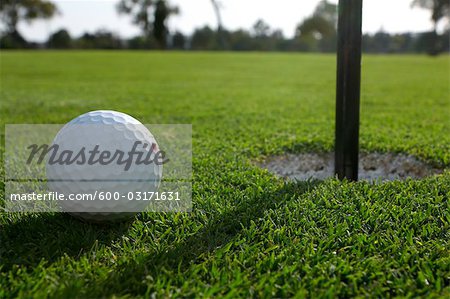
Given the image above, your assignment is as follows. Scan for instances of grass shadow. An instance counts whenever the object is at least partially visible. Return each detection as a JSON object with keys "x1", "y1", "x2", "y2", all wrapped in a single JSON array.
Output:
[
  {"x1": 1, "y1": 179, "x2": 322, "y2": 296},
  {"x1": 94, "y1": 179, "x2": 322, "y2": 296},
  {"x1": 0, "y1": 212, "x2": 132, "y2": 271}
]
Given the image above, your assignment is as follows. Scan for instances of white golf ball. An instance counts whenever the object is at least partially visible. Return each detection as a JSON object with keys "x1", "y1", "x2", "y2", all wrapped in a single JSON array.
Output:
[{"x1": 46, "y1": 110, "x2": 162, "y2": 223}]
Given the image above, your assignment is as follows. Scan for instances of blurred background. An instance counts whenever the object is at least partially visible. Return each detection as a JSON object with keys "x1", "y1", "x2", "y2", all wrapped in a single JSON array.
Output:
[{"x1": 0, "y1": 0, "x2": 449, "y2": 54}]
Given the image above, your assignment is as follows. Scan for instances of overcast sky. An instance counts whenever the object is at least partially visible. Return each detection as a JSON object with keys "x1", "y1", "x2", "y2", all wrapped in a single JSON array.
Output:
[{"x1": 18, "y1": 0, "x2": 436, "y2": 42}]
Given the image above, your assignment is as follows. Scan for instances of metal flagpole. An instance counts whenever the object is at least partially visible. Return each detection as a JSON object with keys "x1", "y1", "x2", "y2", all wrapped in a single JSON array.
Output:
[{"x1": 335, "y1": 0, "x2": 363, "y2": 181}]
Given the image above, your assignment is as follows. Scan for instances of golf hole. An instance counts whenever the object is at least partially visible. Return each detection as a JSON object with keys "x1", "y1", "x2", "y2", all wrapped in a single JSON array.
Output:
[{"x1": 258, "y1": 152, "x2": 445, "y2": 182}]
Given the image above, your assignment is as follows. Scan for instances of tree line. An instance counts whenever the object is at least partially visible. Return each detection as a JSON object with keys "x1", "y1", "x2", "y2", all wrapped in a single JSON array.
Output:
[{"x1": 1, "y1": 0, "x2": 449, "y2": 55}]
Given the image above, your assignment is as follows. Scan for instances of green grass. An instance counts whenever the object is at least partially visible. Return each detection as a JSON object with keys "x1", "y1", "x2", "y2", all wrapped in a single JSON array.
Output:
[{"x1": 1, "y1": 51, "x2": 449, "y2": 298}]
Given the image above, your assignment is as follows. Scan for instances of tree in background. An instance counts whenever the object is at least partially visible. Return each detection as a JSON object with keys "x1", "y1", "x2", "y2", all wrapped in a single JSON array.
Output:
[
  {"x1": 75, "y1": 30, "x2": 122, "y2": 49},
  {"x1": 47, "y1": 28, "x2": 71, "y2": 48},
  {"x1": 252, "y1": 19, "x2": 270, "y2": 38},
  {"x1": 251, "y1": 19, "x2": 284, "y2": 51},
  {"x1": 117, "y1": 0, "x2": 178, "y2": 49},
  {"x1": 411, "y1": 0, "x2": 449, "y2": 55},
  {"x1": 296, "y1": 16, "x2": 335, "y2": 51},
  {"x1": 127, "y1": 35, "x2": 158, "y2": 49},
  {"x1": 412, "y1": 0, "x2": 449, "y2": 30},
  {"x1": 0, "y1": 0, "x2": 57, "y2": 48},
  {"x1": 191, "y1": 26, "x2": 216, "y2": 50},
  {"x1": 153, "y1": 0, "x2": 179, "y2": 49},
  {"x1": 229, "y1": 29, "x2": 253, "y2": 51},
  {"x1": 210, "y1": 0, "x2": 227, "y2": 49},
  {"x1": 172, "y1": 31, "x2": 186, "y2": 49},
  {"x1": 295, "y1": 0, "x2": 337, "y2": 52},
  {"x1": 313, "y1": 0, "x2": 338, "y2": 27}
]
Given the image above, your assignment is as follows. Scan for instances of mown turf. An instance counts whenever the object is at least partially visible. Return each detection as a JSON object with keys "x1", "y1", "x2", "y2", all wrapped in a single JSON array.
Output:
[{"x1": 0, "y1": 51, "x2": 449, "y2": 298}]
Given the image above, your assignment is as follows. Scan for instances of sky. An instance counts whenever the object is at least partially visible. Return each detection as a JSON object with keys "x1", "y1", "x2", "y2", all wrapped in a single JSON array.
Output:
[{"x1": 17, "y1": 0, "x2": 436, "y2": 42}]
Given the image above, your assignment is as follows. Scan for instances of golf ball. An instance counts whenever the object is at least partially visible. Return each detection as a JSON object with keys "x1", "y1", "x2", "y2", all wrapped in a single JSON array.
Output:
[{"x1": 46, "y1": 110, "x2": 162, "y2": 223}]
